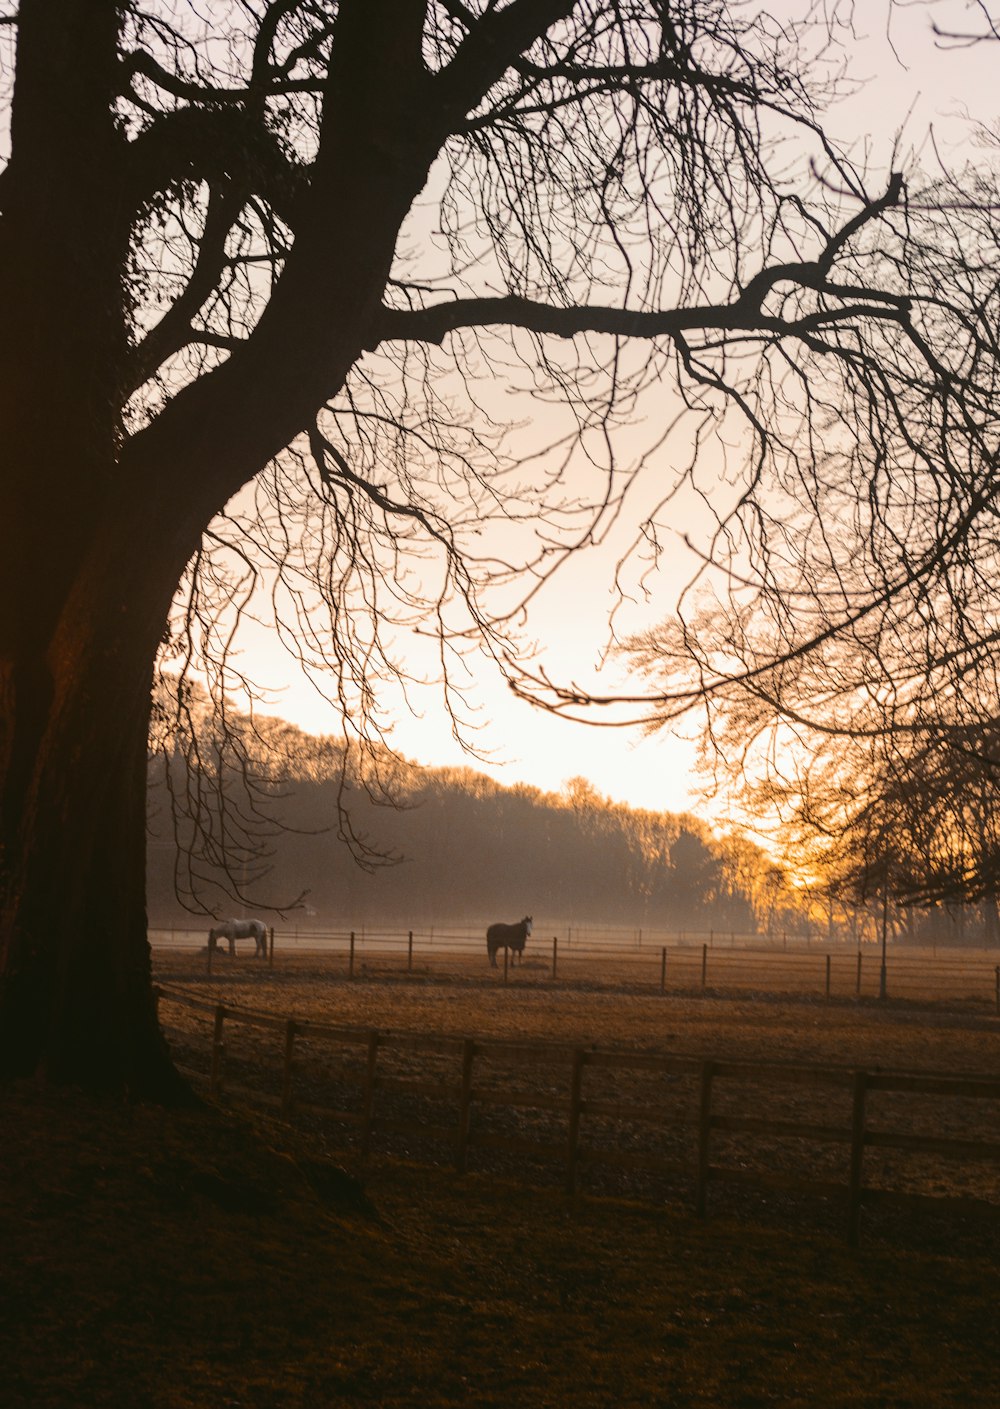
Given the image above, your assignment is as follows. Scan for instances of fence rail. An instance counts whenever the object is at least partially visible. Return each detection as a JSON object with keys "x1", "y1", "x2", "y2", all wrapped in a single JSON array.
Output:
[
  {"x1": 155, "y1": 984, "x2": 1000, "y2": 1245},
  {"x1": 152, "y1": 926, "x2": 1000, "y2": 1009},
  {"x1": 151, "y1": 918, "x2": 1000, "y2": 951}
]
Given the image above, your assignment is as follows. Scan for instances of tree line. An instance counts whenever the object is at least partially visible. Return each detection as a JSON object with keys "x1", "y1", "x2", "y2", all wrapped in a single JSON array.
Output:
[{"x1": 147, "y1": 700, "x2": 805, "y2": 937}]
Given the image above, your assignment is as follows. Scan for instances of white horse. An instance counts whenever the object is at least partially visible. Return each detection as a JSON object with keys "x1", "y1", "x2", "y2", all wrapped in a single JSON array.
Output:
[{"x1": 208, "y1": 917, "x2": 269, "y2": 958}]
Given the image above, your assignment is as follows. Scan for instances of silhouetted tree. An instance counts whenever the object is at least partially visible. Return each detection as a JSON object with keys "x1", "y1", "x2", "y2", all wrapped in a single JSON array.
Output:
[
  {"x1": 612, "y1": 126, "x2": 1000, "y2": 917},
  {"x1": 1, "y1": 1, "x2": 929, "y2": 1092},
  {"x1": 744, "y1": 723, "x2": 1000, "y2": 943}
]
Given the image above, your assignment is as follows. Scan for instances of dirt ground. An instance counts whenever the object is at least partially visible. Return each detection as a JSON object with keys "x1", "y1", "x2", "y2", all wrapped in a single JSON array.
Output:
[{"x1": 2, "y1": 957, "x2": 998, "y2": 1408}]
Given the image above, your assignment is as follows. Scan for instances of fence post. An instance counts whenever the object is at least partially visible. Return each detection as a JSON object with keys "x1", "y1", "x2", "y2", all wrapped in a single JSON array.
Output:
[
  {"x1": 269, "y1": 927, "x2": 275, "y2": 970},
  {"x1": 349, "y1": 930, "x2": 355, "y2": 979},
  {"x1": 825, "y1": 953, "x2": 832, "y2": 1000},
  {"x1": 455, "y1": 1039, "x2": 476, "y2": 1173},
  {"x1": 565, "y1": 1048, "x2": 586, "y2": 1195},
  {"x1": 361, "y1": 1030, "x2": 379, "y2": 1160},
  {"x1": 552, "y1": 936, "x2": 558, "y2": 980},
  {"x1": 503, "y1": 943, "x2": 509, "y2": 986},
  {"x1": 207, "y1": 936, "x2": 213, "y2": 975},
  {"x1": 701, "y1": 942, "x2": 708, "y2": 991},
  {"x1": 856, "y1": 950, "x2": 862, "y2": 998},
  {"x1": 280, "y1": 1019, "x2": 297, "y2": 1116},
  {"x1": 209, "y1": 1005, "x2": 225, "y2": 1096},
  {"x1": 848, "y1": 1071, "x2": 869, "y2": 1246},
  {"x1": 660, "y1": 946, "x2": 667, "y2": 994},
  {"x1": 995, "y1": 965, "x2": 999, "y2": 1016},
  {"x1": 695, "y1": 1059, "x2": 715, "y2": 1218},
  {"x1": 408, "y1": 930, "x2": 413, "y2": 973}
]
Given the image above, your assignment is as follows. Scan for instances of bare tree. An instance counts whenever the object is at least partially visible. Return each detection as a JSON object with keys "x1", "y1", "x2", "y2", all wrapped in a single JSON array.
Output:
[
  {"x1": 0, "y1": 0, "x2": 938, "y2": 1094},
  {"x1": 614, "y1": 158, "x2": 1000, "y2": 918},
  {"x1": 725, "y1": 717, "x2": 1000, "y2": 937}
]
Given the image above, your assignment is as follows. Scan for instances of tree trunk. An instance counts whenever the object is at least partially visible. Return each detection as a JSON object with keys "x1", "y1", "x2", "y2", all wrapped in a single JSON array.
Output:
[{"x1": 0, "y1": 518, "x2": 194, "y2": 1100}]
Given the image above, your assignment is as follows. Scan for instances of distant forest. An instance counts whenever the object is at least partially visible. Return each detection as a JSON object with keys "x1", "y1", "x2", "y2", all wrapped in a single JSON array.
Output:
[{"x1": 147, "y1": 698, "x2": 805, "y2": 935}]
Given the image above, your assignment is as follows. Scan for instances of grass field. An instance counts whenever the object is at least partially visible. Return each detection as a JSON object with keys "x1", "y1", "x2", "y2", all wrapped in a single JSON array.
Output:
[
  {"x1": 2, "y1": 956, "x2": 997, "y2": 1408},
  {"x1": 152, "y1": 926, "x2": 1000, "y2": 1007}
]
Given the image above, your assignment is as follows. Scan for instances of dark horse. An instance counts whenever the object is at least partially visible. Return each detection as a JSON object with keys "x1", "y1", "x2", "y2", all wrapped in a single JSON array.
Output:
[{"x1": 486, "y1": 915, "x2": 532, "y2": 968}]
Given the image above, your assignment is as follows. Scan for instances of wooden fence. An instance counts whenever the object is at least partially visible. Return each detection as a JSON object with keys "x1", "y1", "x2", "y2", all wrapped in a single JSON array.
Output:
[
  {"x1": 155, "y1": 985, "x2": 1000, "y2": 1245},
  {"x1": 153, "y1": 927, "x2": 1000, "y2": 1009}
]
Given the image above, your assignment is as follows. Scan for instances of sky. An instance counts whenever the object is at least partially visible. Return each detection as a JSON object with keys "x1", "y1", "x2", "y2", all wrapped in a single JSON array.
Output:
[{"x1": 243, "y1": 2, "x2": 999, "y2": 820}]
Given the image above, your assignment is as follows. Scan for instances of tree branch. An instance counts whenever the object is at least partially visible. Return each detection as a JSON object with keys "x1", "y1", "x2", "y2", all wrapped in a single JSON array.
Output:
[
  {"x1": 373, "y1": 288, "x2": 907, "y2": 348},
  {"x1": 122, "y1": 46, "x2": 322, "y2": 106},
  {"x1": 434, "y1": 0, "x2": 578, "y2": 121},
  {"x1": 125, "y1": 106, "x2": 308, "y2": 227},
  {"x1": 374, "y1": 175, "x2": 908, "y2": 348},
  {"x1": 129, "y1": 184, "x2": 248, "y2": 392}
]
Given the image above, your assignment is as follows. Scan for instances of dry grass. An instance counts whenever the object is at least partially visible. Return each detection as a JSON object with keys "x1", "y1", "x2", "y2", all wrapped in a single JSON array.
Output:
[
  {"x1": 2, "y1": 956, "x2": 998, "y2": 1408},
  {"x1": 154, "y1": 948, "x2": 1000, "y2": 1072}
]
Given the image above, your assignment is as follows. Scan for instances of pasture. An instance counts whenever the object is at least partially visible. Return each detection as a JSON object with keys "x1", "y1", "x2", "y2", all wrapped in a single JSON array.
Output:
[
  {"x1": 151, "y1": 923, "x2": 1000, "y2": 1008},
  {"x1": 151, "y1": 941, "x2": 999, "y2": 1071},
  {"x1": 2, "y1": 951, "x2": 996, "y2": 1407},
  {"x1": 152, "y1": 947, "x2": 1000, "y2": 1238}
]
